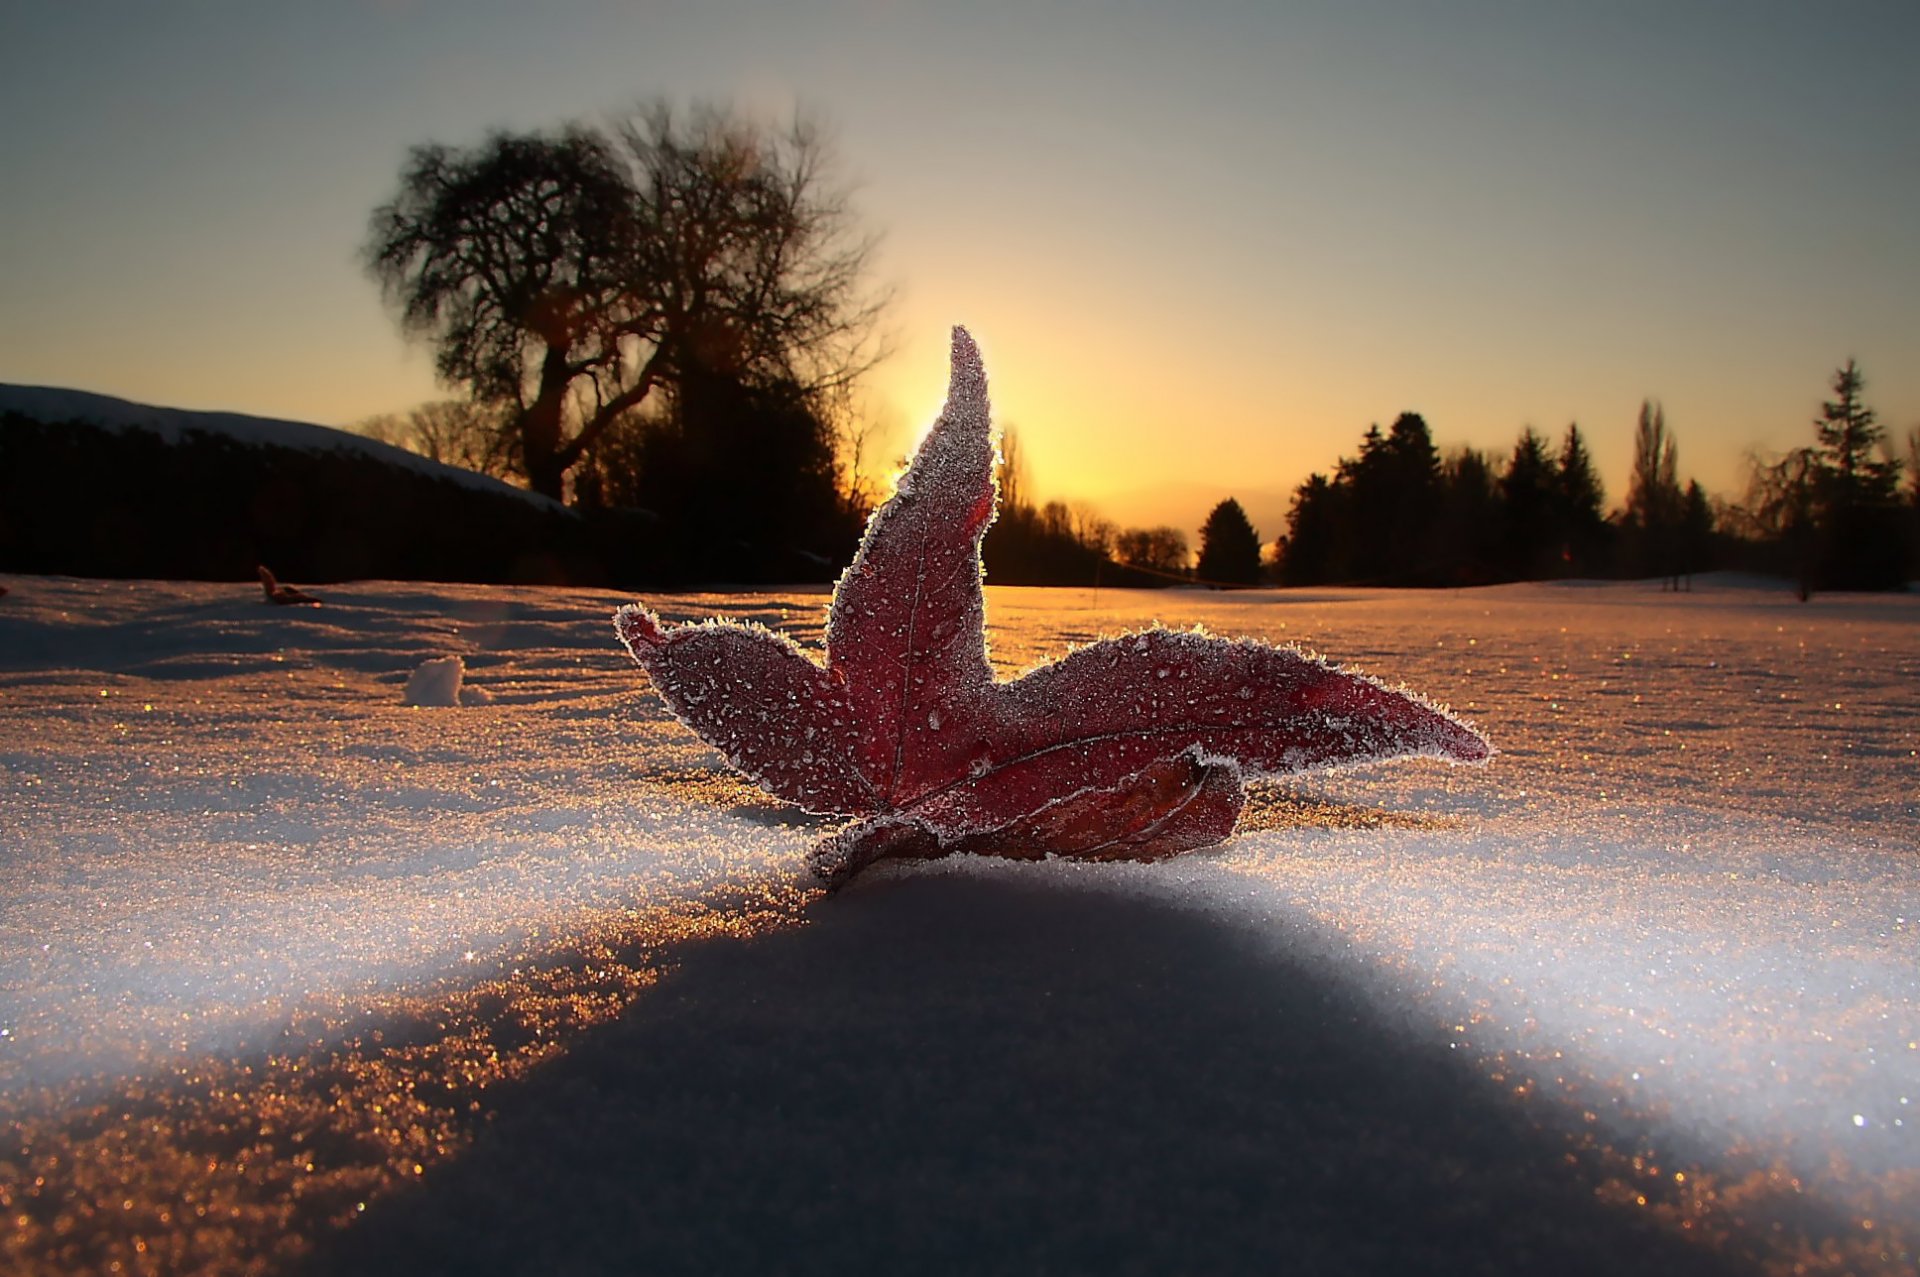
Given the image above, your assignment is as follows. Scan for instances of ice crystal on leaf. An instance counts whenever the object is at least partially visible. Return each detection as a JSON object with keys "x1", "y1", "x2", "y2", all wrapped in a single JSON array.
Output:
[{"x1": 617, "y1": 328, "x2": 1491, "y2": 888}]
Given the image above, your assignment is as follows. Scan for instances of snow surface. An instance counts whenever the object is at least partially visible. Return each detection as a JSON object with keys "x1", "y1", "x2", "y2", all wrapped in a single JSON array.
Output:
[
  {"x1": 0, "y1": 383, "x2": 563, "y2": 510},
  {"x1": 0, "y1": 572, "x2": 1915, "y2": 1273},
  {"x1": 402, "y1": 654, "x2": 490, "y2": 707}
]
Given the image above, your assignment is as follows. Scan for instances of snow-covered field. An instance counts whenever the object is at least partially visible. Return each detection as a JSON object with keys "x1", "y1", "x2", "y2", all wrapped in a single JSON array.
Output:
[{"x1": 1, "y1": 573, "x2": 1915, "y2": 1274}]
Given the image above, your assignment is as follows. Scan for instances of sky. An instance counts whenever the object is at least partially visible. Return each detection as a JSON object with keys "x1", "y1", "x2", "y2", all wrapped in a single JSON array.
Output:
[{"x1": 2, "y1": 0, "x2": 1916, "y2": 538}]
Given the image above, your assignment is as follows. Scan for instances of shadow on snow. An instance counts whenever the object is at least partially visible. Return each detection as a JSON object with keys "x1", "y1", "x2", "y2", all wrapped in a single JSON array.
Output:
[{"x1": 311, "y1": 871, "x2": 1748, "y2": 1276}]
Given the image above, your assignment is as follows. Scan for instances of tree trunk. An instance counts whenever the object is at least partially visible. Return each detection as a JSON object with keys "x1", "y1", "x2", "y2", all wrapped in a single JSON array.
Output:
[{"x1": 520, "y1": 347, "x2": 574, "y2": 502}]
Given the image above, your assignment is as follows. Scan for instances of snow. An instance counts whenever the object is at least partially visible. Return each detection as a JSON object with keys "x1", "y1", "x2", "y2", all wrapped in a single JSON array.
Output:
[
  {"x1": 0, "y1": 571, "x2": 1915, "y2": 1273},
  {"x1": 402, "y1": 655, "x2": 488, "y2": 706},
  {"x1": 0, "y1": 383, "x2": 564, "y2": 510}
]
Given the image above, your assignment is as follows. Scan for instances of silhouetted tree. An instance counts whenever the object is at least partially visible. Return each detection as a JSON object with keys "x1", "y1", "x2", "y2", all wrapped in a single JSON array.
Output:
[
  {"x1": 1196, "y1": 498, "x2": 1263, "y2": 586},
  {"x1": 1434, "y1": 447, "x2": 1500, "y2": 586},
  {"x1": 357, "y1": 400, "x2": 518, "y2": 479},
  {"x1": 1115, "y1": 526, "x2": 1190, "y2": 575},
  {"x1": 588, "y1": 364, "x2": 857, "y2": 582},
  {"x1": 1356, "y1": 413, "x2": 1444, "y2": 584},
  {"x1": 1335, "y1": 425, "x2": 1391, "y2": 582},
  {"x1": 982, "y1": 499, "x2": 1113, "y2": 586},
  {"x1": 977, "y1": 436, "x2": 1136, "y2": 586},
  {"x1": 1277, "y1": 472, "x2": 1344, "y2": 585},
  {"x1": 1678, "y1": 481, "x2": 1715, "y2": 589},
  {"x1": 1498, "y1": 428, "x2": 1558, "y2": 580},
  {"x1": 1740, "y1": 446, "x2": 1822, "y2": 599},
  {"x1": 1907, "y1": 427, "x2": 1920, "y2": 571},
  {"x1": 366, "y1": 104, "x2": 885, "y2": 502},
  {"x1": 1624, "y1": 400, "x2": 1685, "y2": 585},
  {"x1": 1553, "y1": 423, "x2": 1609, "y2": 575},
  {"x1": 1808, "y1": 359, "x2": 1905, "y2": 590},
  {"x1": 1814, "y1": 360, "x2": 1897, "y2": 502}
]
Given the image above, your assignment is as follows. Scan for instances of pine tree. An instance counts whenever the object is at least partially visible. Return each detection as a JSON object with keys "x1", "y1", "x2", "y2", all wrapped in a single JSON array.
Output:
[
  {"x1": 1498, "y1": 428, "x2": 1558, "y2": 580},
  {"x1": 1554, "y1": 422, "x2": 1607, "y2": 575},
  {"x1": 1808, "y1": 360, "x2": 1906, "y2": 590},
  {"x1": 1196, "y1": 498, "x2": 1264, "y2": 586},
  {"x1": 1279, "y1": 474, "x2": 1344, "y2": 585},
  {"x1": 1815, "y1": 360, "x2": 1897, "y2": 504},
  {"x1": 1435, "y1": 447, "x2": 1498, "y2": 586},
  {"x1": 1679, "y1": 480, "x2": 1714, "y2": 589},
  {"x1": 1380, "y1": 413, "x2": 1443, "y2": 584}
]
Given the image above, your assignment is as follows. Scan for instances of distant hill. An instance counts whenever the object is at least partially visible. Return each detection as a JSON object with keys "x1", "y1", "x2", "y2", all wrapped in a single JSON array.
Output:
[
  {"x1": 0, "y1": 385, "x2": 558, "y2": 509},
  {"x1": 0, "y1": 385, "x2": 602, "y2": 585}
]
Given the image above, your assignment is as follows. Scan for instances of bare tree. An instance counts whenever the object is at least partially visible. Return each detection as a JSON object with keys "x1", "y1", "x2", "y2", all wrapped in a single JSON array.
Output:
[
  {"x1": 1115, "y1": 526, "x2": 1190, "y2": 574},
  {"x1": 995, "y1": 423, "x2": 1028, "y2": 513},
  {"x1": 1068, "y1": 502, "x2": 1116, "y2": 557},
  {"x1": 366, "y1": 103, "x2": 888, "y2": 501},
  {"x1": 1740, "y1": 446, "x2": 1822, "y2": 600},
  {"x1": 353, "y1": 401, "x2": 518, "y2": 479}
]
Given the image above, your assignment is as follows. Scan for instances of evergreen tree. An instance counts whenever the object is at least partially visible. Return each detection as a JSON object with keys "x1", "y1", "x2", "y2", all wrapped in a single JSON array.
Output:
[
  {"x1": 1196, "y1": 497, "x2": 1264, "y2": 586},
  {"x1": 1434, "y1": 447, "x2": 1499, "y2": 586},
  {"x1": 1380, "y1": 412, "x2": 1444, "y2": 583},
  {"x1": 1498, "y1": 428, "x2": 1558, "y2": 580},
  {"x1": 1278, "y1": 473, "x2": 1344, "y2": 585},
  {"x1": 1808, "y1": 360, "x2": 1906, "y2": 590},
  {"x1": 1679, "y1": 481, "x2": 1714, "y2": 589},
  {"x1": 1814, "y1": 360, "x2": 1898, "y2": 503},
  {"x1": 1554, "y1": 423, "x2": 1608, "y2": 575},
  {"x1": 1335, "y1": 427, "x2": 1391, "y2": 581}
]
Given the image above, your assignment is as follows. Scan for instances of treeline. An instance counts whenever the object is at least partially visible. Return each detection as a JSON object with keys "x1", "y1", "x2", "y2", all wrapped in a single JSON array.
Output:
[
  {"x1": 1277, "y1": 411, "x2": 1682, "y2": 587},
  {"x1": 1276, "y1": 361, "x2": 1916, "y2": 594},
  {"x1": 978, "y1": 429, "x2": 1193, "y2": 588}
]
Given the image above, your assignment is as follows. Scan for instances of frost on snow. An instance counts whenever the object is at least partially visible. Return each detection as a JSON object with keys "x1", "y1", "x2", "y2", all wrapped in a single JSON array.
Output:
[
  {"x1": 617, "y1": 328, "x2": 1490, "y2": 886},
  {"x1": 1, "y1": 571, "x2": 1916, "y2": 1272}
]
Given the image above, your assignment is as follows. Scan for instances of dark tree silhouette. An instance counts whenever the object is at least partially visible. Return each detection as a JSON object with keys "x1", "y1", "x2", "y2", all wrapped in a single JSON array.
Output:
[
  {"x1": 366, "y1": 104, "x2": 885, "y2": 502},
  {"x1": 1553, "y1": 423, "x2": 1610, "y2": 575},
  {"x1": 1378, "y1": 413, "x2": 1443, "y2": 583},
  {"x1": 357, "y1": 401, "x2": 519, "y2": 479},
  {"x1": 1814, "y1": 360, "x2": 1897, "y2": 502},
  {"x1": 1435, "y1": 446, "x2": 1500, "y2": 586},
  {"x1": 1498, "y1": 428, "x2": 1558, "y2": 581},
  {"x1": 1276, "y1": 473, "x2": 1344, "y2": 585},
  {"x1": 1907, "y1": 427, "x2": 1920, "y2": 571},
  {"x1": 1740, "y1": 446, "x2": 1823, "y2": 599},
  {"x1": 1808, "y1": 360, "x2": 1906, "y2": 590},
  {"x1": 1114, "y1": 526, "x2": 1190, "y2": 575},
  {"x1": 574, "y1": 364, "x2": 859, "y2": 583},
  {"x1": 1679, "y1": 480, "x2": 1715, "y2": 588},
  {"x1": 1276, "y1": 409, "x2": 1713, "y2": 590},
  {"x1": 1196, "y1": 498, "x2": 1263, "y2": 586},
  {"x1": 1624, "y1": 400, "x2": 1685, "y2": 586}
]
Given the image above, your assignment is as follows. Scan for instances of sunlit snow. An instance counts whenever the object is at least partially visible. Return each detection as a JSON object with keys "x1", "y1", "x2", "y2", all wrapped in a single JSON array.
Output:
[{"x1": 0, "y1": 572, "x2": 1914, "y2": 1272}]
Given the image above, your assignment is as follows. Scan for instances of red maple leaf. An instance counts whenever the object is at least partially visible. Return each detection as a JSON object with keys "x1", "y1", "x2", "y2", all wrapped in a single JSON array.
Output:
[{"x1": 617, "y1": 328, "x2": 1490, "y2": 888}]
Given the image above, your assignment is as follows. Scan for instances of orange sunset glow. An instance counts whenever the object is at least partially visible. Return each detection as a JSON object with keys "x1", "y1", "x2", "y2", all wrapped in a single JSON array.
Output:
[{"x1": 2, "y1": 2, "x2": 1914, "y2": 541}]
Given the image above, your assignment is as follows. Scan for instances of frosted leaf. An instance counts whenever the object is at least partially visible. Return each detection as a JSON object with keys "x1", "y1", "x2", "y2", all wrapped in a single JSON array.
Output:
[{"x1": 614, "y1": 327, "x2": 1491, "y2": 886}]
